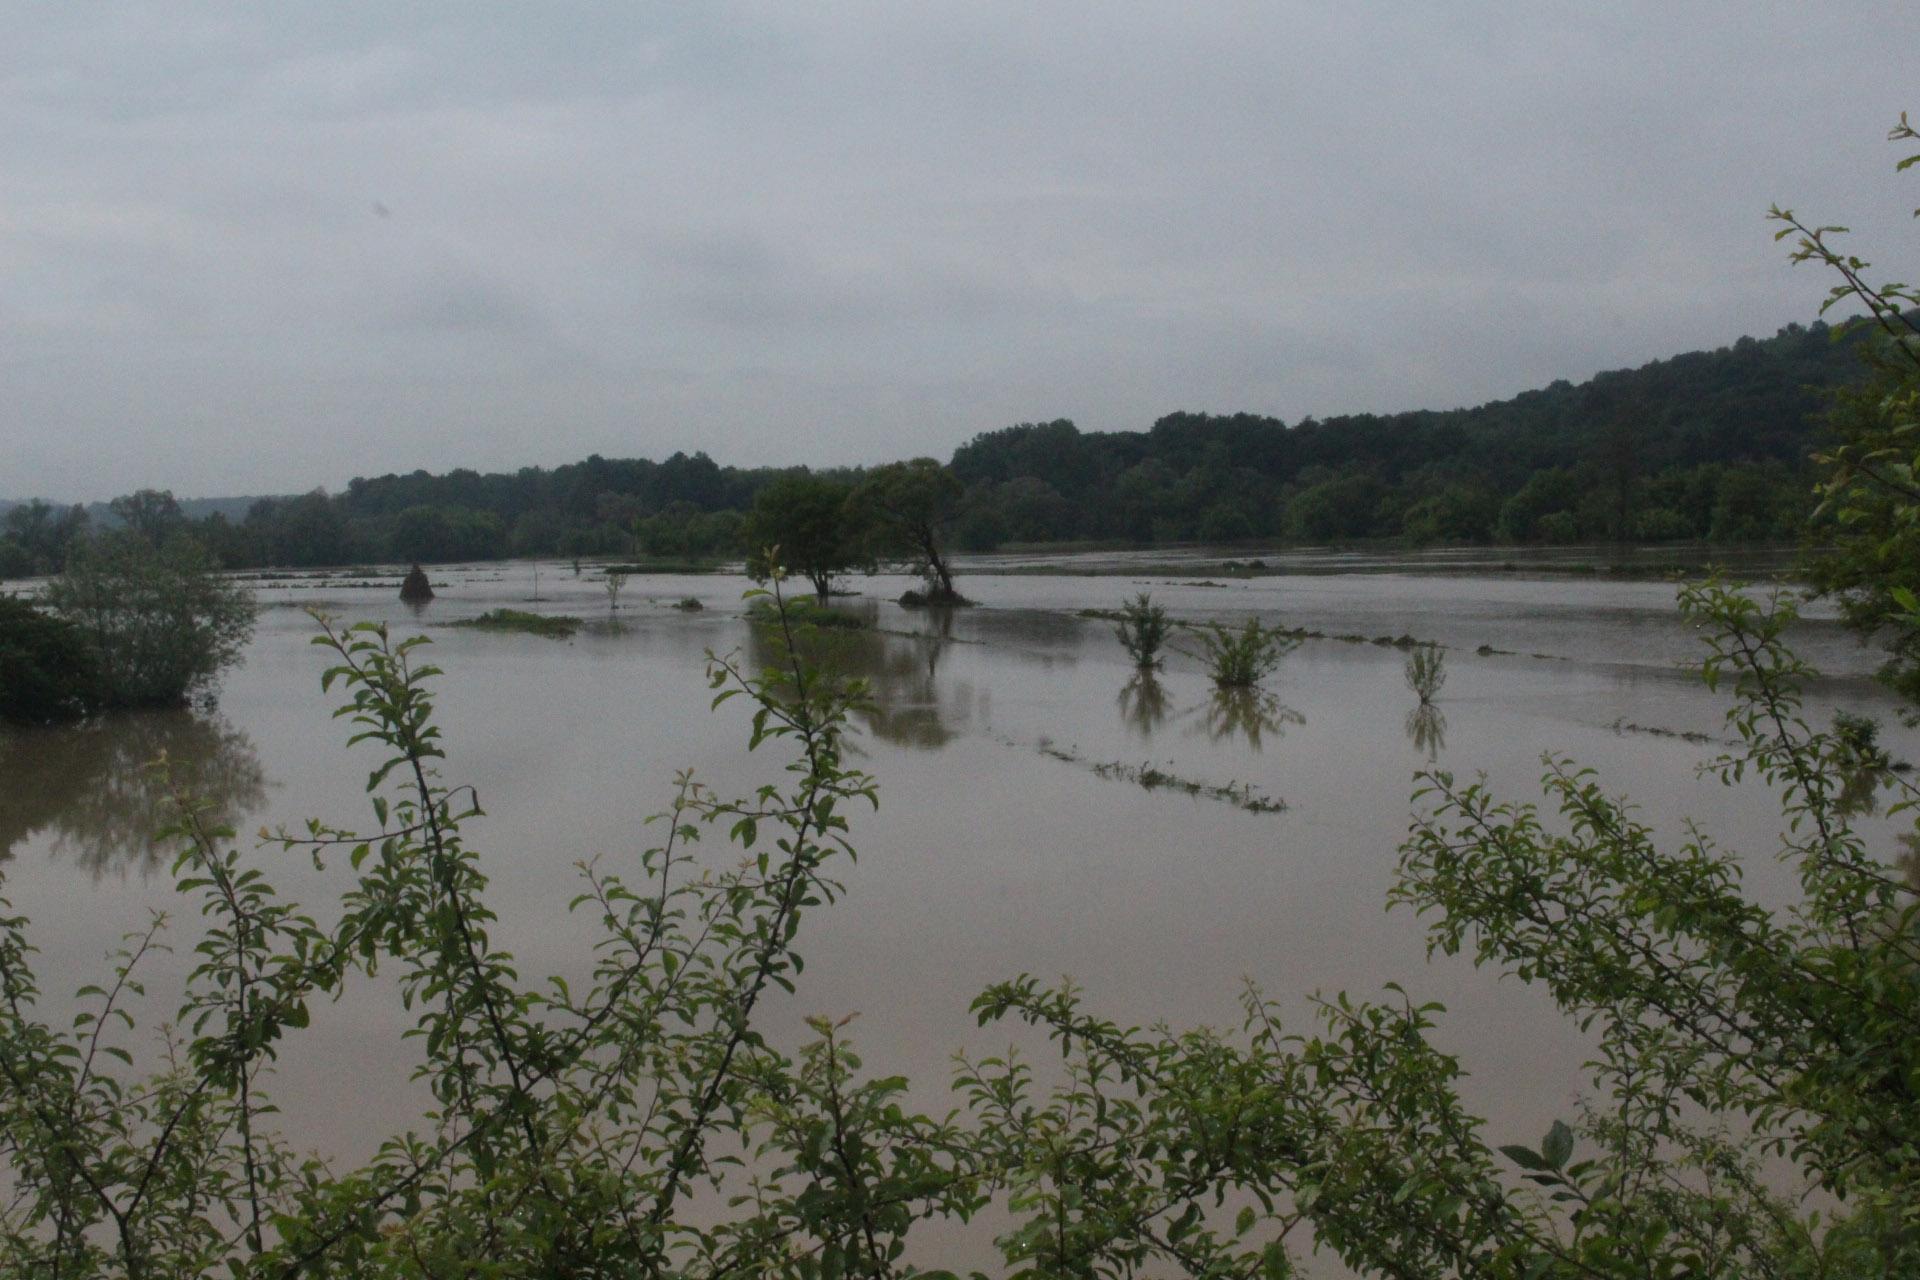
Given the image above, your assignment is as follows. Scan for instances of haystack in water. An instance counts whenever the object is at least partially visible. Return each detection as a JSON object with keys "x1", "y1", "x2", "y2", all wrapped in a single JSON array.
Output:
[{"x1": 399, "y1": 564, "x2": 434, "y2": 603}]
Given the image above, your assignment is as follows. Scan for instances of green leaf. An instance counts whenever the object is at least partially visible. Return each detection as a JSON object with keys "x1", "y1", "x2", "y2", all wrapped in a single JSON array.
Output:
[
  {"x1": 1500, "y1": 1144, "x2": 1551, "y2": 1173},
  {"x1": 1542, "y1": 1120, "x2": 1574, "y2": 1170}
]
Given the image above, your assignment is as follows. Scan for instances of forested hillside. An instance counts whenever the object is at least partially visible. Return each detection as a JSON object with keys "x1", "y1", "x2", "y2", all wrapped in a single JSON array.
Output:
[
  {"x1": 0, "y1": 319, "x2": 1866, "y2": 574},
  {"x1": 947, "y1": 319, "x2": 1855, "y2": 548}
]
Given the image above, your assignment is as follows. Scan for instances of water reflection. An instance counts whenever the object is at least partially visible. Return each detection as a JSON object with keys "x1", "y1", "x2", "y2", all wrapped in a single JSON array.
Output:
[
  {"x1": 1188, "y1": 689, "x2": 1303, "y2": 751},
  {"x1": 0, "y1": 712, "x2": 268, "y2": 880},
  {"x1": 744, "y1": 618, "x2": 967, "y2": 750},
  {"x1": 1117, "y1": 672, "x2": 1172, "y2": 740},
  {"x1": 1405, "y1": 702, "x2": 1448, "y2": 761}
]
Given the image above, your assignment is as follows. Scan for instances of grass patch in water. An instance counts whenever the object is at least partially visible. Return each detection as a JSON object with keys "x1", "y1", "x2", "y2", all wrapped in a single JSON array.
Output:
[
  {"x1": 451, "y1": 609, "x2": 582, "y2": 639},
  {"x1": 746, "y1": 599, "x2": 868, "y2": 630}
]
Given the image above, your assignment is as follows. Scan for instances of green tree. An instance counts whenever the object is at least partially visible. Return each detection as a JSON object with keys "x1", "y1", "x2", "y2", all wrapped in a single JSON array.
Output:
[
  {"x1": 1402, "y1": 482, "x2": 1498, "y2": 544},
  {"x1": 741, "y1": 474, "x2": 862, "y2": 603},
  {"x1": 107, "y1": 489, "x2": 184, "y2": 548},
  {"x1": 43, "y1": 534, "x2": 256, "y2": 708},
  {"x1": 1495, "y1": 467, "x2": 1582, "y2": 542},
  {"x1": 4, "y1": 500, "x2": 91, "y2": 574},
  {"x1": 245, "y1": 491, "x2": 349, "y2": 567},
  {"x1": 0, "y1": 538, "x2": 33, "y2": 578},
  {"x1": 849, "y1": 458, "x2": 967, "y2": 602}
]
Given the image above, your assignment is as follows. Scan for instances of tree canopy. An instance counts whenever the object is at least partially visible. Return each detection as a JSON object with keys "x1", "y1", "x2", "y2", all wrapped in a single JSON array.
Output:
[{"x1": 741, "y1": 474, "x2": 864, "y2": 603}]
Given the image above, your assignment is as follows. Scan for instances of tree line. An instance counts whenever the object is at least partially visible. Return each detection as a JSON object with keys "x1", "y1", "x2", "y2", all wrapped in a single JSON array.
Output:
[{"x1": 0, "y1": 311, "x2": 1872, "y2": 582}]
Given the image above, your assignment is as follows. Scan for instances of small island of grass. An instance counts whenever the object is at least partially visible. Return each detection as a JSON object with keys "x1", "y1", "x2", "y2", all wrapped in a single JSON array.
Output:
[{"x1": 450, "y1": 609, "x2": 582, "y2": 639}]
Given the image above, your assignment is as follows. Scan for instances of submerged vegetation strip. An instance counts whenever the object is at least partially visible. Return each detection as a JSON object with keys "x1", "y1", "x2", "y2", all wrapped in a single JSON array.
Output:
[
  {"x1": 1032, "y1": 738, "x2": 1286, "y2": 814},
  {"x1": 1609, "y1": 717, "x2": 1722, "y2": 745},
  {"x1": 1078, "y1": 608, "x2": 1435, "y2": 652},
  {"x1": 448, "y1": 609, "x2": 582, "y2": 638}
]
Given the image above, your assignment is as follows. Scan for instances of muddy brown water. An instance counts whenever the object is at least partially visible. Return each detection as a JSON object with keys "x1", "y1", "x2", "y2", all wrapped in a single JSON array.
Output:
[{"x1": 2, "y1": 551, "x2": 1910, "y2": 1268}]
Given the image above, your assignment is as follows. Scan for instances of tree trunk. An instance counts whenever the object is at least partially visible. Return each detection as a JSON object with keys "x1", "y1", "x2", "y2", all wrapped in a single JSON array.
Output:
[{"x1": 921, "y1": 534, "x2": 956, "y2": 599}]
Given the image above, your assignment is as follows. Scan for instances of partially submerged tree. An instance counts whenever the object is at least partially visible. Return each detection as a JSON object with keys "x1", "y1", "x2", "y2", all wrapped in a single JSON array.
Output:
[
  {"x1": 0, "y1": 596, "x2": 101, "y2": 724},
  {"x1": 741, "y1": 474, "x2": 863, "y2": 603},
  {"x1": 43, "y1": 534, "x2": 256, "y2": 709},
  {"x1": 849, "y1": 458, "x2": 968, "y2": 603}
]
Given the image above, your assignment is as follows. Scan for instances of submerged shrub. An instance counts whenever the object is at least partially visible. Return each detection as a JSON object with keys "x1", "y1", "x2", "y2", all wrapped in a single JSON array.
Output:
[
  {"x1": 0, "y1": 595, "x2": 102, "y2": 724},
  {"x1": 1114, "y1": 592, "x2": 1171, "y2": 667},
  {"x1": 1405, "y1": 642, "x2": 1446, "y2": 704},
  {"x1": 1190, "y1": 617, "x2": 1298, "y2": 687}
]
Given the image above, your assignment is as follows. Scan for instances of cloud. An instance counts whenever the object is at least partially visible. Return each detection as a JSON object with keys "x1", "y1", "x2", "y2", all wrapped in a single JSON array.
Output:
[{"x1": 3, "y1": 3, "x2": 1918, "y2": 498}]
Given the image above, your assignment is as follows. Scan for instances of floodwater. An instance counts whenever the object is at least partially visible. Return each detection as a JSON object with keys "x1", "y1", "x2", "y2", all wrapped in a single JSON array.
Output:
[{"x1": 2, "y1": 551, "x2": 1913, "y2": 1263}]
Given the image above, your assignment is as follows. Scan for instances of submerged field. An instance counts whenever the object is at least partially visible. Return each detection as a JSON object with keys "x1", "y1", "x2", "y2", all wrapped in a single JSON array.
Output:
[{"x1": 1, "y1": 548, "x2": 1910, "y2": 1262}]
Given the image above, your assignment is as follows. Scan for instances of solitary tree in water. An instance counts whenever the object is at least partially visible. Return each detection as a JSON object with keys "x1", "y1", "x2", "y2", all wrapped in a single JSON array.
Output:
[
  {"x1": 849, "y1": 458, "x2": 967, "y2": 603},
  {"x1": 742, "y1": 474, "x2": 863, "y2": 604}
]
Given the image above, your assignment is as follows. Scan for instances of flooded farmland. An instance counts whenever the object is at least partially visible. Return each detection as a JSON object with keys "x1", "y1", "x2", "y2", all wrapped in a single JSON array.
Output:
[{"x1": 1, "y1": 551, "x2": 1911, "y2": 1265}]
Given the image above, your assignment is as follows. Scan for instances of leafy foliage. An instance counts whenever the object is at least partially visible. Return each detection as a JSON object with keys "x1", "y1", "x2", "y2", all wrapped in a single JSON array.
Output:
[
  {"x1": 448, "y1": 608, "x2": 581, "y2": 638},
  {"x1": 1189, "y1": 618, "x2": 1299, "y2": 688},
  {"x1": 1789, "y1": 114, "x2": 1920, "y2": 710},
  {"x1": 0, "y1": 595, "x2": 102, "y2": 724},
  {"x1": 4, "y1": 314, "x2": 1863, "y2": 581},
  {"x1": 849, "y1": 459, "x2": 969, "y2": 602},
  {"x1": 42, "y1": 535, "x2": 256, "y2": 710},
  {"x1": 1114, "y1": 593, "x2": 1172, "y2": 667},
  {"x1": 1405, "y1": 643, "x2": 1446, "y2": 704},
  {"x1": 742, "y1": 474, "x2": 865, "y2": 603}
]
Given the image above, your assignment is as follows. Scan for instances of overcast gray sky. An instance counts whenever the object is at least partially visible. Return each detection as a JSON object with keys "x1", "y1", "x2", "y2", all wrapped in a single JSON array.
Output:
[{"x1": 4, "y1": 3, "x2": 1916, "y2": 501}]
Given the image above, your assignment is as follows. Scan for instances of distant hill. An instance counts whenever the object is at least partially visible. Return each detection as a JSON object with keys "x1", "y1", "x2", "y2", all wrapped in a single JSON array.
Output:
[
  {"x1": 0, "y1": 319, "x2": 1875, "y2": 575},
  {"x1": 940, "y1": 319, "x2": 1862, "y2": 546}
]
